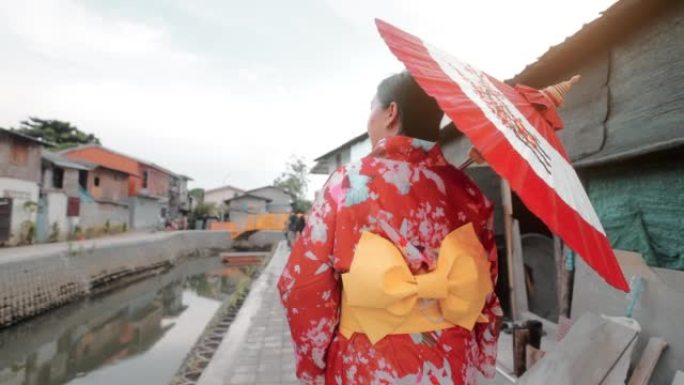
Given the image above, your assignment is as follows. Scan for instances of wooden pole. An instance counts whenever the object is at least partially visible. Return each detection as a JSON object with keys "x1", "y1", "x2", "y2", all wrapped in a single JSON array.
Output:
[
  {"x1": 557, "y1": 239, "x2": 575, "y2": 319},
  {"x1": 513, "y1": 326, "x2": 530, "y2": 376},
  {"x1": 501, "y1": 179, "x2": 518, "y2": 320},
  {"x1": 512, "y1": 219, "x2": 528, "y2": 315}
]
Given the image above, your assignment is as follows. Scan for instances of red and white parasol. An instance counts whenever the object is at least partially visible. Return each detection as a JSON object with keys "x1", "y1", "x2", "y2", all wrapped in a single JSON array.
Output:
[{"x1": 375, "y1": 19, "x2": 629, "y2": 291}]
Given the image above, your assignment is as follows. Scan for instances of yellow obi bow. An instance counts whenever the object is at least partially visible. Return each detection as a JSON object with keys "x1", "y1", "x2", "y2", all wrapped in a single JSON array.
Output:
[{"x1": 340, "y1": 223, "x2": 493, "y2": 344}]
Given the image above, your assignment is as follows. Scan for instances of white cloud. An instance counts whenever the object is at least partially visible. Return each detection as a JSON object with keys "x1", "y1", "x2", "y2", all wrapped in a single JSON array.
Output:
[
  {"x1": 0, "y1": 0, "x2": 618, "y2": 201},
  {"x1": 325, "y1": 0, "x2": 618, "y2": 78}
]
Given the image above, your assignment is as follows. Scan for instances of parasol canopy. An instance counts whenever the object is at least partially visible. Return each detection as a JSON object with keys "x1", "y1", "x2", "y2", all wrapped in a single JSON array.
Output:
[{"x1": 375, "y1": 19, "x2": 629, "y2": 292}]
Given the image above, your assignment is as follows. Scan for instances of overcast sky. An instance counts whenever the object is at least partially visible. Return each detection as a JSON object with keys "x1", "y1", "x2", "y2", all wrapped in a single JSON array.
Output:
[{"x1": 0, "y1": 0, "x2": 617, "y2": 198}]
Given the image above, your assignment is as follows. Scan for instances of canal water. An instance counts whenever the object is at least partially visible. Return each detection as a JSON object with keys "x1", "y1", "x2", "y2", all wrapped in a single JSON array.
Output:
[{"x1": 0, "y1": 257, "x2": 254, "y2": 385}]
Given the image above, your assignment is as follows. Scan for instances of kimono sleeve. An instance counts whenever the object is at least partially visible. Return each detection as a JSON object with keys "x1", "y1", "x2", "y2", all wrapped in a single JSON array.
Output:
[{"x1": 277, "y1": 170, "x2": 342, "y2": 385}]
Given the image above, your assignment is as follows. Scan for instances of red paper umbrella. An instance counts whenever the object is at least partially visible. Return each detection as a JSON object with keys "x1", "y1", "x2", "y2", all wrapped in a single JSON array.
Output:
[{"x1": 376, "y1": 19, "x2": 629, "y2": 292}]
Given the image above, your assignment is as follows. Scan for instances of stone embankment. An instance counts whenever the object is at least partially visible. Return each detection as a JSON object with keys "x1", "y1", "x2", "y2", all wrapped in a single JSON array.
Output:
[{"x1": 0, "y1": 231, "x2": 232, "y2": 328}]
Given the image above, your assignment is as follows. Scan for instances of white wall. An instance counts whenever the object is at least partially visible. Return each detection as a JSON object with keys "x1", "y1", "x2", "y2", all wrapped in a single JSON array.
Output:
[
  {"x1": 80, "y1": 201, "x2": 129, "y2": 229},
  {"x1": 350, "y1": 137, "x2": 372, "y2": 163},
  {"x1": 204, "y1": 188, "x2": 242, "y2": 206},
  {"x1": 129, "y1": 196, "x2": 162, "y2": 229},
  {"x1": 249, "y1": 187, "x2": 292, "y2": 213},
  {"x1": 228, "y1": 196, "x2": 267, "y2": 225},
  {"x1": 0, "y1": 177, "x2": 39, "y2": 245},
  {"x1": 46, "y1": 191, "x2": 68, "y2": 241}
]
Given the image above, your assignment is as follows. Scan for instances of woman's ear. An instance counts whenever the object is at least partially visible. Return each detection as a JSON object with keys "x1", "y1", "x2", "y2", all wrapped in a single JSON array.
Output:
[{"x1": 386, "y1": 101, "x2": 400, "y2": 133}]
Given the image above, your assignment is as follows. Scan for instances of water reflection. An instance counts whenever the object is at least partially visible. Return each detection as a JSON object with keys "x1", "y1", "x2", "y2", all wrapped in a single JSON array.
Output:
[{"x1": 0, "y1": 258, "x2": 253, "y2": 385}]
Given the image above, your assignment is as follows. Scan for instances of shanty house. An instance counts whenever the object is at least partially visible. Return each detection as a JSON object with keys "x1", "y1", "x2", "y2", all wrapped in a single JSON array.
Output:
[
  {"x1": 224, "y1": 193, "x2": 270, "y2": 224},
  {"x1": 243, "y1": 186, "x2": 293, "y2": 214},
  {"x1": 40, "y1": 151, "x2": 92, "y2": 241},
  {"x1": 506, "y1": 0, "x2": 684, "y2": 381},
  {"x1": 0, "y1": 128, "x2": 46, "y2": 245},
  {"x1": 204, "y1": 184, "x2": 244, "y2": 220},
  {"x1": 62, "y1": 145, "x2": 175, "y2": 230},
  {"x1": 204, "y1": 185, "x2": 244, "y2": 206},
  {"x1": 311, "y1": 133, "x2": 371, "y2": 175}
]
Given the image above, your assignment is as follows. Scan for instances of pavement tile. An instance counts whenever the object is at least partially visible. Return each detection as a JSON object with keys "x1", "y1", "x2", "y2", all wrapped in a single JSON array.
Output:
[
  {"x1": 228, "y1": 372, "x2": 255, "y2": 384},
  {"x1": 233, "y1": 365, "x2": 257, "y2": 374}
]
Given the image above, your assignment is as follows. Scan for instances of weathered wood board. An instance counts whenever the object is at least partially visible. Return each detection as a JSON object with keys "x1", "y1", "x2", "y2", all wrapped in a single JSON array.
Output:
[
  {"x1": 516, "y1": 313, "x2": 638, "y2": 385},
  {"x1": 628, "y1": 337, "x2": 668, "y2": 385},
  {"x1": 573, "y1": 250, "x2": 684, "y2": 385}
]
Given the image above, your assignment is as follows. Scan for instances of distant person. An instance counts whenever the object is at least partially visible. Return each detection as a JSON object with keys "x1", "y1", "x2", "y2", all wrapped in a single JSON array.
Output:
[
  {"x1": 286, "y1": 211, "x2": 297, "y2": 247},
  {"x1": 294, "y1": 211, "x2": 306, "y2": 240}
]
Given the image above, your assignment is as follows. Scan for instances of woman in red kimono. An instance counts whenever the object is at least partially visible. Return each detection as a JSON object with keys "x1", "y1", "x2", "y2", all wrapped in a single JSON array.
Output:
[{"x1": 278, "y1": 72, "x2": 501, "y2": 385}]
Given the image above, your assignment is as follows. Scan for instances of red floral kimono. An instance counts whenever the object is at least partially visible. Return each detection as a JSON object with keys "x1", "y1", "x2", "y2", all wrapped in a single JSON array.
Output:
[{"x1": 278, "y1": 136, "x2": 501, "y2": 385}]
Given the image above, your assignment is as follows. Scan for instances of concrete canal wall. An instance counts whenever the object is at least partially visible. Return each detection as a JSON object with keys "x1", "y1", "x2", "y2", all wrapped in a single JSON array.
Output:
[{"x1": 0, "y1": 230, "x2": 232, "y2": 328}]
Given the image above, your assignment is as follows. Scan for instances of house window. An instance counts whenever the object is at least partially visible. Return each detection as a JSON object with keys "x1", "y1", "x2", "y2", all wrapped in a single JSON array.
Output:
[
  {"x1": 142, "y1": 171, "x2": 149, "y2": 188},
  {"x1": 53, "y1": 167, "x2": 64, "y2": 189},
  {"x1": 94, "y1": 176, "x2": 100, "y2": 187},
  {"x1": 10, "y1": 140, "x2": 28, "y2": 165},
  {"x1": 79, "y1": 170, "x2": 88, "y2": 189}
]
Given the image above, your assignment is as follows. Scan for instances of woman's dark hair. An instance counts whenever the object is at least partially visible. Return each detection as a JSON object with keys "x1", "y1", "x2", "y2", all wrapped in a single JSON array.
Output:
[{"x1": 376, "y1": 71, "x2": 443, "y2": 142}]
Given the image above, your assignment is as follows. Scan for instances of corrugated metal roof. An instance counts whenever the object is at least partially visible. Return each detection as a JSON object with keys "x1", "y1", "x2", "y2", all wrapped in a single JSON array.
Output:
[
  {"x1": 225, "y1": 193, "x2": 272, "y2": 203},
  {"x1": 245, "y1": 185, "x2": 295, "y2": 200},
  {"x1": 42, "y1": 151, "x2": 95, "y2": 171},
  {"x1": 205, "y1": 184, "x2": 245, "y2": 194},
  {"x1": 0, "y1": 128, "x2": 53, "y2": 147},
  {"x1": 62, "y1": 143, "x2": 182, "y2": 177},
  {"x1": 313, "y1": 132, "x2": 368, "y2": 162}
]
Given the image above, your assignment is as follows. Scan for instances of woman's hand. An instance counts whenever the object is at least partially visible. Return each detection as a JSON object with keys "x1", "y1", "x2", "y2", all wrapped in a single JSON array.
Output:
[{"x1": 468, "y1": 147, "x2": 486, "y2": 165}]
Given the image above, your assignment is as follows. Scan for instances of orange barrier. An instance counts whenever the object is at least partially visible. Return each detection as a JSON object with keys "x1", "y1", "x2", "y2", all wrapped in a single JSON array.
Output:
[{"x1": 209, "y1": 213, "x2": 289, "y2": 238}]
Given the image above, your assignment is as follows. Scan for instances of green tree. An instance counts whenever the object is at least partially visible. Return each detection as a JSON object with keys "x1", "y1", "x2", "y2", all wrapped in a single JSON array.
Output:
[
  {"x1": 274, "y1": 156, "x2": 312, "y2": 212},
  {"x1": 13, "y1": 117, "x2": 100, "y2": 150},
  {"x1": 192, "y1": 202, "x2": 218, "y2": 218},
  {"x1": 189, "y1": 188, "x2": 205, "y2": 205}
]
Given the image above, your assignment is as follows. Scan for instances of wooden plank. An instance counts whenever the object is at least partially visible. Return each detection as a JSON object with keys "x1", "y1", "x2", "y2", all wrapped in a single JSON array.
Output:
[
  {"x1": 601, "y1": 332, "x2": 638, "y2": 385},
  {"x1": 572, "y1": 251, "x2": 684, "y2": 385},
  {"x1": 627, "y1": 337, "x2": 668, "y2": 385},
  {"x1": 517, "y1": 313, "x2": 639, "y2": 385}
]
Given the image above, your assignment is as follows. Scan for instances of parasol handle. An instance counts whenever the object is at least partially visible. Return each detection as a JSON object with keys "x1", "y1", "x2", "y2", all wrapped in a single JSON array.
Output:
[{"x1": 461, "y1": 147, "x2": 486, "y2": 170}]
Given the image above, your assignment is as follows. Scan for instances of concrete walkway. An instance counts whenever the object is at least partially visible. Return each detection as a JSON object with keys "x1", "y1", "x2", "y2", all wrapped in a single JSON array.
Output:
[
  {"x1": 223, "y1": 283, "x2": 298, "y2": 384},
  {"x1": 199, "y1": 241, "x2": 297, "y2": 385}
]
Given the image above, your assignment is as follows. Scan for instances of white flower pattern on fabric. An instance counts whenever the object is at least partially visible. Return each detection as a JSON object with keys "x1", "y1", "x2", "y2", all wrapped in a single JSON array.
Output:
[{"x1": 278, "y1": 136, "x2": 500, "y2": 385}]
